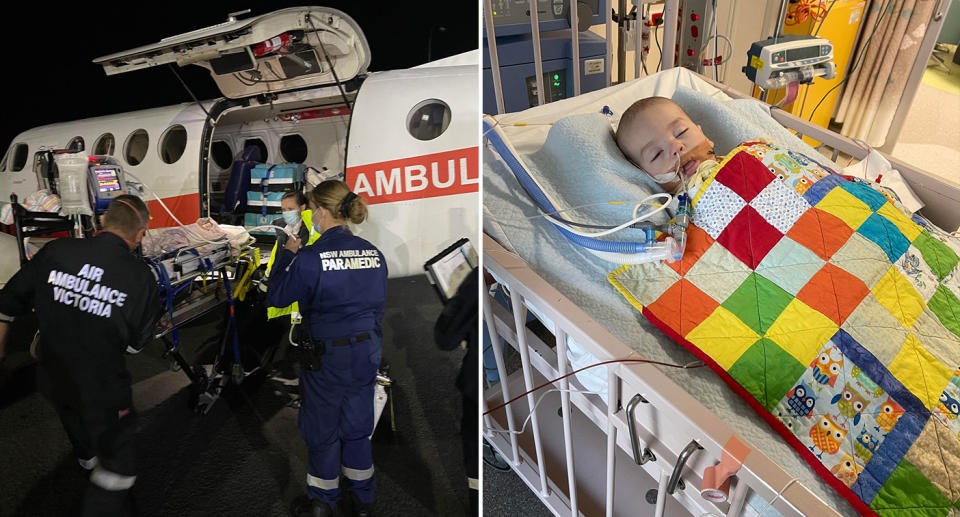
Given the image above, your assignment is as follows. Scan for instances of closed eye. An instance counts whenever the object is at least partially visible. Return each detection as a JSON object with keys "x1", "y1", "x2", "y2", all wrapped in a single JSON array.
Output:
[
  {"x1": 677, "y1": 128, "x2": 688, "y2": 137},
  {"x1": 653, "y1": 149, "x2": 662, "y2": 162}
]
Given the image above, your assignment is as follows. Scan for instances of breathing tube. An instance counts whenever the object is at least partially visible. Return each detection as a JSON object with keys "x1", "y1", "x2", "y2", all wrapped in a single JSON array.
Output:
[{"x1": 483, "y1": 115, "x2": 687, "y2": 265}]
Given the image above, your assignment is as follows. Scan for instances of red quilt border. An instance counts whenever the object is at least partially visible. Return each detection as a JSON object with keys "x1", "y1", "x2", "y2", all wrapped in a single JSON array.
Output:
[{"x1": 641, "y1": 307, "x2": 878, "y2": 517}]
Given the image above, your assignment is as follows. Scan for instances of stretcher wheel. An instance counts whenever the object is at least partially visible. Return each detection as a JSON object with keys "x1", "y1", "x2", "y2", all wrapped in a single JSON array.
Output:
[{"x1": 482, "y1": 440, "x2": 510, "y2": 471}]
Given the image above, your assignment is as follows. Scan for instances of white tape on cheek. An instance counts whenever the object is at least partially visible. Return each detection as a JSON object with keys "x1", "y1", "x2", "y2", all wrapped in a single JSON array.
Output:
[{"x1": 651, "y1": 153, "x2": 682, "y2": 184}]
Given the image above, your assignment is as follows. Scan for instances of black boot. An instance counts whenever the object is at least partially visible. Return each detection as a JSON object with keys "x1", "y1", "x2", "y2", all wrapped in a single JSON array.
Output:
[
  {"x1": 347, "y1": 491, "x2": 373, "y2": 517},
  {"x1": 311, "y1": 500, "x2": 338, "y2": 517},
  {"x1": 290, "y1": 496, "x2": 341, "y2": 517}
]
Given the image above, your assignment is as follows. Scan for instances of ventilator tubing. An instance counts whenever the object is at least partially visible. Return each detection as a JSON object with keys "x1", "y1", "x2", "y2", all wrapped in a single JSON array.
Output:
[{"x1": 483, "y1": 115, "x2": 684, "y2": 265}]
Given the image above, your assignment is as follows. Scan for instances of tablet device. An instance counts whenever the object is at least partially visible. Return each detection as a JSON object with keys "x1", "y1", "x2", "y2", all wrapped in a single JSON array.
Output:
[{"x1": 423, "y1": 238, "x2": 478, "y2": 303}]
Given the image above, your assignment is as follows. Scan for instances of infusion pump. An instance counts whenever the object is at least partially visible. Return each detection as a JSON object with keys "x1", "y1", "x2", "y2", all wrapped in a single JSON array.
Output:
[{"x1": 743, "y1": 35, "x2": 835, "y2": 91}]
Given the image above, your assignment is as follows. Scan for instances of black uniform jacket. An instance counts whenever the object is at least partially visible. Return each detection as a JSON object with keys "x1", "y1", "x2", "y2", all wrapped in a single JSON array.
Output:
[{"x1": 0, "y1": 232, "x2": 160, "y2": 405}]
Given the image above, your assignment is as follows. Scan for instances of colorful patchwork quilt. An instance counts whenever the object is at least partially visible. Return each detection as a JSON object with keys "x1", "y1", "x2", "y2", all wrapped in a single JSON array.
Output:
[{"x1": 609, "y1": 142, "x2": 960, "y2": 517}]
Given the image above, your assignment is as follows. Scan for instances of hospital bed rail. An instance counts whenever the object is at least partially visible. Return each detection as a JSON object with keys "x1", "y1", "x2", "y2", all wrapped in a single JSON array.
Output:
[{"x1": 483, "y1": 234, "x2": 839, "y2": 517}]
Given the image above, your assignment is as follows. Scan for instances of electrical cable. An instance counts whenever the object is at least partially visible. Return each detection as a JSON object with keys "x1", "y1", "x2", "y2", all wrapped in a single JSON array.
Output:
[
  {"x1": 484, "y1": 388, "x2": 602, "y2": 435},
  {"x1": 807, "y1": 0, "x2": 891, "y2": 123},
  {"x1": 483, "y1": 357, "x2": 704, "y2": 416},
  {"x1": 755, "y1": 478, "x2": 807, "y2": 516},
  {"x1": 125, "y1": 170, "x2": 296, "y2": 248},
  {"x1": 264, "y1": 61, "x2": 284, "y2": 81},
  {"x1": 712, "y1": 0, "x2": 719, "y2": 81},
  {"x1": 797, "y1": 0, "x2": 838, "y2": 119},
  {"x1": 813, "y1": 0, "x2": 838, "y2": 36},
  {"x1": 700, "y1": 34, "x2": 733, "y2": 78},
  {"x1": 655, "y1": 20, "x2": 663, "y2": 73},
  {"x1": 235, "y1": 69, "x2": 291, "y2": 85}
]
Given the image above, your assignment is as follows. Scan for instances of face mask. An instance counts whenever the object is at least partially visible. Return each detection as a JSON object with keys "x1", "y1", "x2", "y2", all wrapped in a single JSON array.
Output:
[{"x1": 282, "y1": 210, "x2": 300, "y2": 227}]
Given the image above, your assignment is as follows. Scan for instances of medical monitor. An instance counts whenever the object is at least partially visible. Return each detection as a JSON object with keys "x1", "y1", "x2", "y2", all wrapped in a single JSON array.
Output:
[
  {"x1": 94, "y1": 167, "x2": 121, "y2": 193},
  {"x1": 424, "y1": 238, "x2": 478, "y2": 303}
]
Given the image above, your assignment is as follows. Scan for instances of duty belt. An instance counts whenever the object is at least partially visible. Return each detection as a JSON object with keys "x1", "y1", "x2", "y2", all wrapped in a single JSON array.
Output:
[
  {"x1": 298, "y1": 332, "x2": 371, "y2": 371},
  {"x1": 320, "y1": 332, "x2": 371, "y2": 347}
]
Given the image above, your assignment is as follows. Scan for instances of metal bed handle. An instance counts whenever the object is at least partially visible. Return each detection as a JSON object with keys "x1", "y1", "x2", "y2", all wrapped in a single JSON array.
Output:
[
  {"x1": 626, "y1": 394, "x2": 656, "y2": 465},
  {"x1": 667, "y1": 440, "x2": 702, "y2": 495}
]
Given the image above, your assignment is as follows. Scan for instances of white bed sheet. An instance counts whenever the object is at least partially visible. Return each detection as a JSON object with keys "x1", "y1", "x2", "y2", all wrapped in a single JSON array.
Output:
[{"x1": 483, "y1": 68, "x2": 857, "y2": 515}]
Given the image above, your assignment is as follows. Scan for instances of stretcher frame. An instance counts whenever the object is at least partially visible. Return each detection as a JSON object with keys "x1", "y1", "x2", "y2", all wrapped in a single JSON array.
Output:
[{"x1": 481, "y1": 2, "x2": 960, "y2": 515}]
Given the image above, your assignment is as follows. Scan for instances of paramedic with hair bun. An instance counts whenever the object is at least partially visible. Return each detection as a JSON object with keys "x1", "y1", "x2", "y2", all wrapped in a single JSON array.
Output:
[
  {"x1": 0, "y1": 195, "x2": 160, "y2": 516},
  {"x1": 267, "y1": 180, "x2": 388, "y2": 517}
]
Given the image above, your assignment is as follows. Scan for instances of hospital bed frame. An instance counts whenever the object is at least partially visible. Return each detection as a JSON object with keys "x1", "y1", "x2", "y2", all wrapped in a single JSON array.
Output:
[{"x1": 482, "y1": 3, "x2": 960, "y2": 515}]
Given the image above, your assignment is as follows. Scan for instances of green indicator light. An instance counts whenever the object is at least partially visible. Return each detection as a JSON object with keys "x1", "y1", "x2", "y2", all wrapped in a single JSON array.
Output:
[{"x1": 553, "y1": 73, "x2": 559, "y2": 79}]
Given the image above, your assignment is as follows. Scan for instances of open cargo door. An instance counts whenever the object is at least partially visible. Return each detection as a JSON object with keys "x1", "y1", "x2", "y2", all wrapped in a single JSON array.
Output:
[{"x1": 93, "y1": 7, "x2": 370, "y2": 99}]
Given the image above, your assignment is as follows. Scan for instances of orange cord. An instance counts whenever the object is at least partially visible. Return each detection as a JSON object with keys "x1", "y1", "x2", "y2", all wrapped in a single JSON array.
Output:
[{"x1": 786, "y1": 0, "x2": 828, "y2": 25}]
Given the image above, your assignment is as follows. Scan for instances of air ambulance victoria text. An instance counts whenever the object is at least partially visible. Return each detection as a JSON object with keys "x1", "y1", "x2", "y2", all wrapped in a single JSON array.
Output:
[{"x1": 47, "y1": 264, "x2": 126, "y2": 318}]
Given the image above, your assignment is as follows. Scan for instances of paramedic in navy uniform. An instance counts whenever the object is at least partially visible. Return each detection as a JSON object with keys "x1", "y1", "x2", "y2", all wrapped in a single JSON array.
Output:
[
  {"x1": 0, "y1": 195, "x2": 160, "y2": 516},
  {"x1": 268, "y1": 180, "x2": 388, "y2": 517}
]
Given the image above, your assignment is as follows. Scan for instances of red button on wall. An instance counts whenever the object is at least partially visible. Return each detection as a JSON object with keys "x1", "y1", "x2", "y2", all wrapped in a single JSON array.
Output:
[{"x1": 691, "y1": 25, "x2": 698, "y2": 37}]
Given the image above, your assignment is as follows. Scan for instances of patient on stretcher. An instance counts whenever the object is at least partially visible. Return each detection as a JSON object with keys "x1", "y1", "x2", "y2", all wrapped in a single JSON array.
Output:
[{"x1": 614, "y1": 97, "x2": 721, "y2": 193}]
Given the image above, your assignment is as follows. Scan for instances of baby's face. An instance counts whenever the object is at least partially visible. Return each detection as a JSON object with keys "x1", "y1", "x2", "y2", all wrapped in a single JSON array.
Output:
[{"x1": 618, "y1": 102, "x2": 714, "y2": 180}]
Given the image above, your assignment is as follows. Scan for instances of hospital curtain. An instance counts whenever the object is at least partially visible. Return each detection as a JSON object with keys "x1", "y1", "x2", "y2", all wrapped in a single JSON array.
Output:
[{"x1": 834, "y1": 0, "x2": 938, "y2": 146}]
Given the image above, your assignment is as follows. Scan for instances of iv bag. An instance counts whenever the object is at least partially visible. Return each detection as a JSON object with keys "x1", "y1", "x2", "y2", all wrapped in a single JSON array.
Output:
[{"x1": 55, "y1": 151, "x2": 93, "y2": 216}]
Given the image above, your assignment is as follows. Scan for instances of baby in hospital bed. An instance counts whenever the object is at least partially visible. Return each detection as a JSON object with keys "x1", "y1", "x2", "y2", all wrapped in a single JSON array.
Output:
[{"x1": 614, "y1": 96, "x2": 724, "y2": 194}]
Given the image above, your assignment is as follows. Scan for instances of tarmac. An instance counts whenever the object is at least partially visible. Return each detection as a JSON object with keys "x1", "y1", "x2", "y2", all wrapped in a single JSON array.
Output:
[{"x1": 0, "y1": 275, "x2": 471, "y2": 517}]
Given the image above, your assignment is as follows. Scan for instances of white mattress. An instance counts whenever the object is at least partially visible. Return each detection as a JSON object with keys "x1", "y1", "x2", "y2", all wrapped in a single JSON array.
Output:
[{"x1": 483, "y1": 68, "x2": 856, "y2": 515}]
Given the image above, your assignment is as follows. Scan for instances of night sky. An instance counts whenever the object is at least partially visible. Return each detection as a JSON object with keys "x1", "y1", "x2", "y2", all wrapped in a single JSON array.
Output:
[{"x1": 3, "y1": 2, "x2": 478, "y2": 151}]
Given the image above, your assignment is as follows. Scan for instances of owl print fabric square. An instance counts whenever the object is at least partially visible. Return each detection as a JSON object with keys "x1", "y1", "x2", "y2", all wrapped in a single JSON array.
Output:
[{"x1": 609, "y1": 142, "x2": 960, "y2": 517}]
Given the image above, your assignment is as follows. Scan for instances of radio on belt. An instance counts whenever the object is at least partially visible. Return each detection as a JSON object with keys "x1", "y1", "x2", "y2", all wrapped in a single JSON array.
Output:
[{"x1": 742, "y1": 34, "x2": 836, "y2": 91}]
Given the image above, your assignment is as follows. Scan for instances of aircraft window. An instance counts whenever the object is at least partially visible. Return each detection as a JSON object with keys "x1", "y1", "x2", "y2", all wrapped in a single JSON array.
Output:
[
  {"x1": 280, "y1": 134, "x2": 308, "y2": 163},
  {"x1": 243, "y1": 138, "x2": 268, "y2": 163},
  {"x1": 67, "y1": 136, "x2": 85, "y2": 153},
  {"x1": 160, "y1": 125, "x2": 188, "y2": 164},
  {"x1": 407, "y1": 99, "x2": 451, "y2": 141},
  {"x1": 210, "y1": 141, "x2": 233, "y2": 170},
  {"x1": 124, "y1": 129, "x2": 150, "y2": 166},
  {"x1": 11, "y1": 143, "x2": 29, "y2": 172},
  {"x1": 94, "y1": 133, "x2": 115, "y2": 155}
]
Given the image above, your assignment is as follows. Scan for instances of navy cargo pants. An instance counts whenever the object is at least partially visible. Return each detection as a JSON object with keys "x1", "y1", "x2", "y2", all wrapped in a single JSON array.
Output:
[{"x1": 300, "y1": 332, "x2": 381, "y2": 505}]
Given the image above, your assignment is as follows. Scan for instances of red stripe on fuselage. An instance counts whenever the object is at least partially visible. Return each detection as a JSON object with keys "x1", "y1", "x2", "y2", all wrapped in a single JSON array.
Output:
[
  {"x1": 146, "y1": 193, "x2": 200, "y2": 229},
  {"x1": 345, "y1": 147, "x2": 479, "y2": 205}
]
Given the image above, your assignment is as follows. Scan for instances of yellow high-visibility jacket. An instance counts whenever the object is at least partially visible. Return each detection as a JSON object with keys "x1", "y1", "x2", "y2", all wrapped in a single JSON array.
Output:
[{"x1": 265, "y1": 209, "x2": 319, "y2": 320}]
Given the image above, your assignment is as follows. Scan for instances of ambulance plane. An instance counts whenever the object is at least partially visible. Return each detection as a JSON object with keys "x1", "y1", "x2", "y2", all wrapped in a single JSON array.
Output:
[{"x1": 0, "y1": 6, "x2": 478, "y2": 284}]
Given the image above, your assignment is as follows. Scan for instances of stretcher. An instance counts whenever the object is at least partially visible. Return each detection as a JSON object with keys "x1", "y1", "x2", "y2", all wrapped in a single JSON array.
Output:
[
  {"x1": 144, "y1": 224, "x2": 262, "y2": 415},
  {"x1": 482, "y1": 66, "x2": 960, "y2": 517},
  {"x1": 7, "y1": 195, "x2": 264, "y2": 414},
  {"x1": 7, "y1": 193, "x2": 394, "y2": 425}
]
